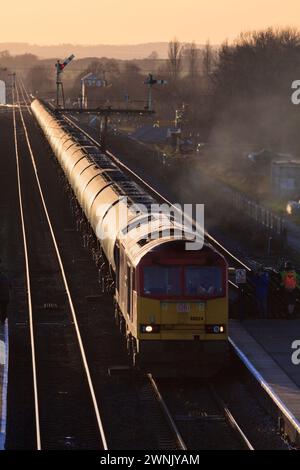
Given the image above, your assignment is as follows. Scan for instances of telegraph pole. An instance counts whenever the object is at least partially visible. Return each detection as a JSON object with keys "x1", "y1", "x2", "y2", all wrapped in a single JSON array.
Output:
[
  {"x1": 8, "y1": 72, "x2": 16, "y2": 104},
  {"x1": 8, "y1": 72, "x2": 15, "y2": 89},
  {"x1": 100, "y1": 112, "x2": 109, "y2": 152}
]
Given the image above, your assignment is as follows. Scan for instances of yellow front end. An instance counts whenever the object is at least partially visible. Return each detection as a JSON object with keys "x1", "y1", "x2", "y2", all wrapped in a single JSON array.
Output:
[
  {"x1": 131, "y1": 295, "x2": 228, "y2": 377},
  {"x1": 137, "y1": 296, "x2": 228, "y2": 341}
]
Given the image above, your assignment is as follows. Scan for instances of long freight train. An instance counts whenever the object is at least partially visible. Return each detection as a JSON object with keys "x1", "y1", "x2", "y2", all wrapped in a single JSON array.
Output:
[{"x1": 31, "y1": 99, "x2": 228, "y2": 377}]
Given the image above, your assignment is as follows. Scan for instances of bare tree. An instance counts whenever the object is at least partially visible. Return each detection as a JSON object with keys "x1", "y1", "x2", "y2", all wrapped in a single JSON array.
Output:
[
  {"x1": 168, "y1": 38, "x2": 183, "y2": 81},
  {"x1": 86, "y1": 58, "x2": 120, "y2": 82},
  {"x1": 0, "y1": 50, "x2": 10, "y2": 58},
  {"x1": 26, "y1": 65, "x2": 52, "y2": 94},
  {"x1": 202, "y1": 40, "x2": 214, "y2": 78},
  {"x1": 147, "y1": 51, "x2": 159, "y2": 61},
  {"x1": 186, "y1": 41, "x2": 199, "y2": 80},
  {"x1": 211, "y1": 27, "x2": 300, "y2": 149}
]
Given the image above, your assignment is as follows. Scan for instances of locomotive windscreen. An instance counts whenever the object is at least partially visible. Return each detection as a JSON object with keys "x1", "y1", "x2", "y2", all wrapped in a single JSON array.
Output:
[{"x1": 143, "y1": 265, "x2": 224, "y2": 298}]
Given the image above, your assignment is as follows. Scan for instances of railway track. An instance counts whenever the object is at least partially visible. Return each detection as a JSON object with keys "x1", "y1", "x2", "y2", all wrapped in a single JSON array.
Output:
[
  {"x1": 149, "y1": 376, "x2": 254, "y2": 450},
  {"x1": 11, "y1": 83, "x2": 108, "y2": 449},
  {"x1": 147, "y1": 374, "x2": 187, "y2": 450}
]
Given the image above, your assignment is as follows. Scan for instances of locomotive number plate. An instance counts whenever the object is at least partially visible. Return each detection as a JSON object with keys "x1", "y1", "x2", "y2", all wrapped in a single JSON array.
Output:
[{"x1": 176, "y1": 303, "x2": 190, "y2": 313}]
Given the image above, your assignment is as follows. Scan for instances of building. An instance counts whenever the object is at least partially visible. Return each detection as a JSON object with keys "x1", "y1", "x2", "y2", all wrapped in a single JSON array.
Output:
[{"x1": 271, "y1": 160, "x2": 300, "y2": 197}]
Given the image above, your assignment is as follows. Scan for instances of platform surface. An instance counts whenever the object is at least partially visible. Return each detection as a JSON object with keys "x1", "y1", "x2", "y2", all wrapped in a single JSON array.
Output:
[
  {"x1": 0, "y1": 323, "x2": 8, "y2": 450},
  {"x1": 229, "y1": 319, "x2": 300, "y2": 434}
]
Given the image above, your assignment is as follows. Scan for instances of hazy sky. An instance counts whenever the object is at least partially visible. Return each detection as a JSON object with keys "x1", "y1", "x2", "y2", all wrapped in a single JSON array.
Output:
[{"x1": 2, "y1": 0, "x2": 300, "y2": 45}]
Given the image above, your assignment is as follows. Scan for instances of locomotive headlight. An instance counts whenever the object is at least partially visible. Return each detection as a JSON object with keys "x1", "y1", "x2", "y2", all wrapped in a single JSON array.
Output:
[
  {"x1": 205, "y1": 324, "x2": 226, "y2": 334},
  {"x1": 140, "y1": 324, "x2": 160, "y2": 333}
]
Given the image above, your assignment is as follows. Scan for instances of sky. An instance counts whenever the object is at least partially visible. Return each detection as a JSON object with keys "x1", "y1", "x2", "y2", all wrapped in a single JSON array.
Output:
[{"x1": 2, "y1": 0, "x2": 300, "y2": 45}]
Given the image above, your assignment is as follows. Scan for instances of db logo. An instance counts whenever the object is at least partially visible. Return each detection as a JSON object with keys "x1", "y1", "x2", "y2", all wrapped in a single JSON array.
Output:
[{"x1": 291, "y1": 340, "x2": 300, "y2": 365}]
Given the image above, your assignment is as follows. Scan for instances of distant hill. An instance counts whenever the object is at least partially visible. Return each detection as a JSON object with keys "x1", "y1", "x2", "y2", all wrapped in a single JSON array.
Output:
[{"x1": 0, "y1": 42, "x2": 184, "y2": 60}]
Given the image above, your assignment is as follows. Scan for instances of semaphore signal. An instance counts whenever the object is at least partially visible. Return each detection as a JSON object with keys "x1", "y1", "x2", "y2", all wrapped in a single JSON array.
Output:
[
  {"x1": 144, "y1": 73, "x2": 167, "y2": 111},
  {"x1": 55, "y1": 54, "x2": 75, "y2": 108}
]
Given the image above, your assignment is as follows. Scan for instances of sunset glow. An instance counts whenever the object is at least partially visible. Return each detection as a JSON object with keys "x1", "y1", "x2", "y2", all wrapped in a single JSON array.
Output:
[{"x1": 2, "y1": 0, "x2": 300, "y2": 45}]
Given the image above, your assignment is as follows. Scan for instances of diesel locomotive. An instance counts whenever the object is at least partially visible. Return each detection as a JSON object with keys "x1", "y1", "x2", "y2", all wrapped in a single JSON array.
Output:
[{"x1": 31, "y1": 99, "x2": 228, "y2": 377}]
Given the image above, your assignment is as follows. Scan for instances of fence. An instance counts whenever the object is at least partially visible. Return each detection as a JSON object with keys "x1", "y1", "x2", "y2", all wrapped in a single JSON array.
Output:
[{"x1": 232, "y1": 191, "x2": 284, "y2": 237}]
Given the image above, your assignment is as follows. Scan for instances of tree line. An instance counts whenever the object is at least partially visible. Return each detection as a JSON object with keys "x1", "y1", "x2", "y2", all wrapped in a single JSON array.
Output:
[{"x1": 2, "y1": 27, "x2": 300, "y2": 153}]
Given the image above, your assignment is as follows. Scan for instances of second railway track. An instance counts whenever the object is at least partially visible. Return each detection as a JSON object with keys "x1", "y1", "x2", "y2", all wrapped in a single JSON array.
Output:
[
  {"x1": 9, "y1": 84, "x2": 108, "y2": 449},
  {"x1": 149, "y1": 376, "x2": 254, "y2": 450}
]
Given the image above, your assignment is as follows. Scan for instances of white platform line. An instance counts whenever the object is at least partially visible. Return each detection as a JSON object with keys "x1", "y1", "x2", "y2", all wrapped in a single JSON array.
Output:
[
  {"x1": 0, "y1": 321, "x2": 9, "y2": 450},
  {"x1": 229, "y1": 336, "x2": 300, "y2": 435}
]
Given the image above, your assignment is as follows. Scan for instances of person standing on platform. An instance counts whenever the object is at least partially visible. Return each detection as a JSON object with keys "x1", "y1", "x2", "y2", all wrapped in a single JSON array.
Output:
[
  {"x1": 280, "y1": 262, "x2": 300, "y2": 318},
  {"x1": 235, "y1": 268, "x2": 248, "y2": 320},
  {"x1": 0, "y1": 260, "x2": 11, "y2": 326},
  {"x1": 253, "y1": 266, "x2": 269, "y2": 318}
]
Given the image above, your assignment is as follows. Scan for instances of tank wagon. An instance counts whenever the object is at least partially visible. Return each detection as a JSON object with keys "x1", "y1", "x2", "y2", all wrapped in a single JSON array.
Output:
[{"x1": 31, "y1": 99, "x2": 228, "y2": 377}]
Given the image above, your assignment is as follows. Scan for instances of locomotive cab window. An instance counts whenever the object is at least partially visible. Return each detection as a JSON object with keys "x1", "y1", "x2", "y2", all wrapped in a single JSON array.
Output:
[
  {"x1": 143, "y1": 266, "x2": 181, "y2": 295},
  {"x1": 143, "y1": 264, "x2": 224, "y2": 298},
  {"x1": 185, "y1": 266, "x2": 223, "y2": 297}
]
